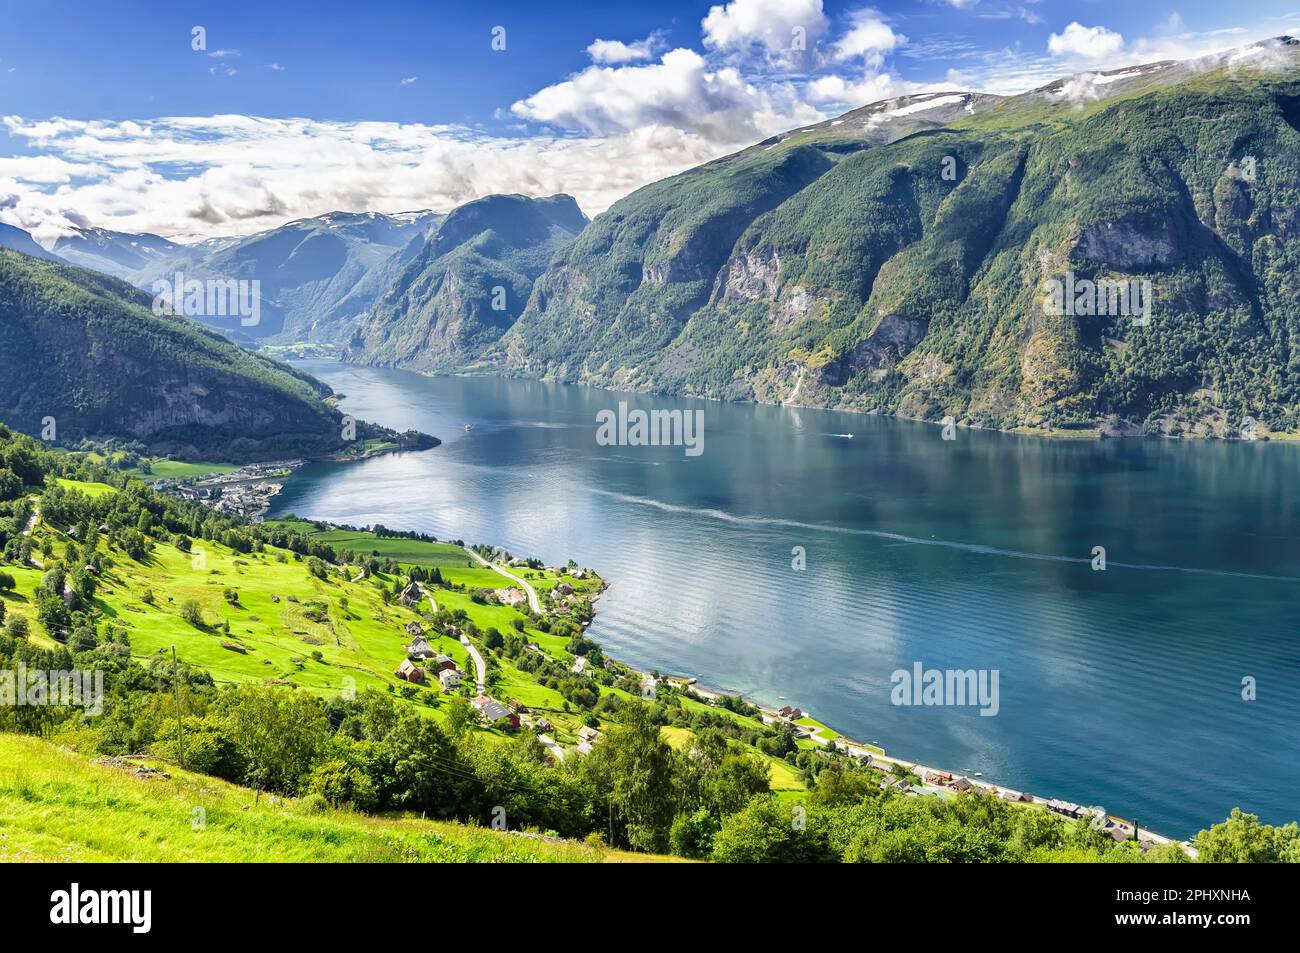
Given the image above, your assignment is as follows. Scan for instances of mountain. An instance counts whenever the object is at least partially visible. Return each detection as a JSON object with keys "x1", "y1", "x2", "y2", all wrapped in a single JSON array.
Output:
[
  {"x1": 51, "y1": 226, "x2": 185, "y2": 279},
  {"x1": 153, "y1": 210, "x2": 445, "y2": 343},
  {"x1": 47, "y1": 211, "x2": 444, "y2": 344},
  {"x1": 0, "y1": 222, "x2": 63, "y2": 263},
  {"x1": 0, "y1": 248, "x2": 364, "y2": 458},
  {"x1": 346, "y1": 194, "x2": 588, "y2": 371},
  {"x1": 488, "y1": 38, "x2": 1300, "y2": 437}
]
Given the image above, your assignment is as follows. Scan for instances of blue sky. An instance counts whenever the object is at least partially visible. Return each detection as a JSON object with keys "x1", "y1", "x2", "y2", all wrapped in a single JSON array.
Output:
[{"x1": 1, "y1": 0, "x2": 1298, "y2": 240}]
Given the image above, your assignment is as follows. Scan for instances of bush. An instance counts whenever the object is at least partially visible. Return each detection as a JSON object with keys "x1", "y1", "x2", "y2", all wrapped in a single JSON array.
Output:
[
  {"x1": 297, "y1": 792, "x2": 329, "y2": 816},
  {"x1": 179, "y1": 600, "x2": 205, "y2": 628}
]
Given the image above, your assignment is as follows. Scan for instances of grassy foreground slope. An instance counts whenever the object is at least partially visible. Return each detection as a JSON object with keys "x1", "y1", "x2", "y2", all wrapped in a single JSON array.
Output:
[{"x1": 0, "y1": 734, "x2": 627, "y2": 862}]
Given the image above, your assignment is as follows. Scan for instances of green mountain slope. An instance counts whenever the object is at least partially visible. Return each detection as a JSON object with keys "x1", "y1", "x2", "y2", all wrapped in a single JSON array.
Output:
[
  {"x1": 347, "y1": 194, "x2": 588, "y2": 371},
  {"x1": 490, "y1": 39, "x2": 1300, "y2": 436},
  {"x1": 0, "y1": 249, "x2": 355, "y2": 457}
]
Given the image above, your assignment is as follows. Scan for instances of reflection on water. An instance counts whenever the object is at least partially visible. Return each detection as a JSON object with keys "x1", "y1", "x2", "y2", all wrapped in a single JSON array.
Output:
[{"x1": 272, "y1": 360, "x2": 1300, "y2": 837}]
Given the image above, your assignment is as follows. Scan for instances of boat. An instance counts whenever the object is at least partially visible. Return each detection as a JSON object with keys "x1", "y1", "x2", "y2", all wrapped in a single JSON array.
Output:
[{"x1": 464, "y1": 424, "x2": 473, "y2": 431}]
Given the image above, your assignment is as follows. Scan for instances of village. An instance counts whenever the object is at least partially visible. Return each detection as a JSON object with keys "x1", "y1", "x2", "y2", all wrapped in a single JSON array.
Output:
[
  {"x1": 387, "y1": 559, "x2": 611, "y2": 764},
  {"x1": 152, "y1": 460, "x2": 304, "y2": 521}
]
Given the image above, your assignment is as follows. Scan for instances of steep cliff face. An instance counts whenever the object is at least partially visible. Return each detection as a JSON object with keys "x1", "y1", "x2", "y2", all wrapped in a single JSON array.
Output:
[
  {"x1": 491, "y1": 41, "x2": 1300, "y2": 434},
  {"x1": 0, "y1": 250, "x2": 354, "y2": 458},
  {"x1": 346, "y1": 194, "x2": 587, "y2": 371}
]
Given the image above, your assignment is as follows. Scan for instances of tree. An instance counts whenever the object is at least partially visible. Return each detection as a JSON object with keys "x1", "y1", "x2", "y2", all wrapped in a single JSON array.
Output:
[
  {"x1": 706, "y1": 753, "x2": 771, "y2": 817},
  {"x1": 580, "y1": 700, "x2": 677, "y2": 852},
  {"x1": 0, "y1": 571, "x2": 16, "y2": 591},
  {"x1": 179, "y1": 599, "x2": 205, "y2": 629},
  {"x1": 670, "y1": 808, "x2": 719, "y2": 859},
  {"x1": 220, "y1": 684, "x2": 329, "y2": 793},
  {"x1": 712, "y1": 796, "x2": 834, "y2": 863},
  {"x1": 1195, "y1": 809, "x2": 1300, "y2": 863}
]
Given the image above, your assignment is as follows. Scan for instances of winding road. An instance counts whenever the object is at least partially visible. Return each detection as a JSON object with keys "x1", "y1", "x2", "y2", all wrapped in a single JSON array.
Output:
[
  {"x1": 463, "y1": 546, "x2": 542, "y2": 614},
  {"x1": 459, "y1": 635, "x2": 486, "y2": 693}
]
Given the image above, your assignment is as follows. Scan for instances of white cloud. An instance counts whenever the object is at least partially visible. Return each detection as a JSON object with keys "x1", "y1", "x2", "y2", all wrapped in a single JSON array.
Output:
[
  {"x1": 587, "y1": 35, "x2": 660, "y2": 64},
  {"x1": 701, "y1": 0, "x2": 828, "y2": 56},
  {"x1": 400, "y1": 76, "x2": 418, "y2": 85},
  {"x1": 510, "y1": 48, "x2": 820, "y2": 141},
  {"x1": 0, "y1": 113, "x2": 773, "y2": 242},
  {"x1": 831, "y1": 10, "x2": 904, "y2": 66},
  {"x1": 1048, "y1": 22, "x2": 1125, "y2": 61},
  {"x1": 806, "y1": 71, "x2": 902, "y2": 105}
]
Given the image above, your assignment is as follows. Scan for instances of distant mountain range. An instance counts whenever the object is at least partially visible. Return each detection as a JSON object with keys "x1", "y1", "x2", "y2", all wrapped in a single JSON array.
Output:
[
  {"x1": 0, "y1": 222, "x2": 63, "y2": 263},
  {"x1": 7, "y1": 36, "x2": 1300, "y2": 438},
  {"x1": 42, "y1": 210, "x2": 443, "y2": 344}
]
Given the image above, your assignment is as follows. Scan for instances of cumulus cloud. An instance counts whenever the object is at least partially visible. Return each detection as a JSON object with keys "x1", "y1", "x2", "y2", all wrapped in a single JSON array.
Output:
[
  {"x1": 0, "y1": 114, "x2": 758, "y2": 242},
  {"x1": 587, "y1": 35, "x2": 661, "y2": 64},
  {"x1": 831, "y1": 9, "x2": 904, "y2": 66},
  {"x1": 1048, "y1": 22, "x2": 1125, "y2": 61},
  {"x1": 510, "y1": 48, "x2": 820, "y2": 141},
  {"x1": 701, "y1": 0, "x2": 828, "y2": 56}
]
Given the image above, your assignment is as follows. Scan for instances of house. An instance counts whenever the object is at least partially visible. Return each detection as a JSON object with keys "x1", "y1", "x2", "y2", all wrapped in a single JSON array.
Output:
[
  {"x1": 407, "y1": 636, "x2": 436, "y2": 660},
  {"x1": 397, "y1": 585, "x2": 420, "y2": 607},
  {"x1": 555, "y1": 582, "x2": 574, "y2": 597},
  {"x1": 1047, "y1": 799, "x2": 1084, "y2": 819},
  {"x1": 535, "y1": 719, "x2": 554, "y2": 732},
  {"x1": 571, "y1": 657, "x2": 589, "y2": 675},
  {"x1": 577, "y1": 725, "x2": 602, "y2": 744},
  {"x1": 431, "y1": 654, "x2": 458, "y2": 671},
  {"x1": 952, "y1": 777, "x2": 973, "y2": 793},
  {"x1": 396, "y1": 660, "x2": 425, "y2": 683},
  {"x1": 405, "y1": 621, "x2": 425, "y2": 637},
  {"x1": 925, "y1": 770, "x2": 954, "y2": 786},
  {"x1": 508, "y1": 699, "x2": 530, "y2": 714},
  {"x1": 1000, "y1": 789, "x2": 1032, "y2": 803},
  {"x1": 495, "y1": 587, "x2": 526, "y2": 607},
  {"x1": 570, "y1": 570, "x2": 588, "y2": 580},
  {"x1": 777, "y1": 706, "x2": 803, "y2": 721},
  {"x1": 439, "y1": 669, "x2": 461, "y2": 690},
  {"x1": 474, "y1": 697, "x2": 520, "y2": 730}
]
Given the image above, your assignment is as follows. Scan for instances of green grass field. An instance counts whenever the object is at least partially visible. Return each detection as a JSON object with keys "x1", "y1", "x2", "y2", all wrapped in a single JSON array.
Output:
[
  {"x1": 0, "y1": 734, "x2": 632, "y2": 862},
  {"x1": 7, "y1": 486, "x2": 808, "y2": 795},
  {"x1": 124, "y1": 459, "x2": 241, "y2": 481}
]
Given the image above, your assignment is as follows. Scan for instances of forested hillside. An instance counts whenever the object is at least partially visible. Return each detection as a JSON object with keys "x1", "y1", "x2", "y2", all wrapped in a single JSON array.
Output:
[
  {"x1": 0, "y1": 249, "x2": 354, "y2": 458},
  {"x1": 489, "y1": 43, "x2": 1300, "y2": 437},
  {"x1": 347, "y1": 194, "x2": 588, "y2": 371}
]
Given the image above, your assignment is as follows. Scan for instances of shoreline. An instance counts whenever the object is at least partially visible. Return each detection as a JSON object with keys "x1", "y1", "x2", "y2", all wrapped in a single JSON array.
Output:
[
  {"x1": 342, "y1": 357, "x2": 1300, "y2": 445},
  {"x1": 621, "y1": 669, "x2": 1192, "y2": 854}
]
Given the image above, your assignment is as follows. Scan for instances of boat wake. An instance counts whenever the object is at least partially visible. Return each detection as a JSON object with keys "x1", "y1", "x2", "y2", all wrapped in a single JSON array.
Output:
[{"x1": 585, "y1": 487, "x2": 1300, "y2": 583}]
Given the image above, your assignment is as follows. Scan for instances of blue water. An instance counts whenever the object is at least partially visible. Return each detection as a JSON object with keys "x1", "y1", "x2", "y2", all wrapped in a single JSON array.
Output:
[{"x1": 271, "y1": 360, "x2": 1300, "y2": 838}]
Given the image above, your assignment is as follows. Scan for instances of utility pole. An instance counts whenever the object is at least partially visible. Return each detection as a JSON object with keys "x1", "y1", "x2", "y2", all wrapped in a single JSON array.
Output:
[{"x1": 172, "y1": 645, "x2": 185, "y2": 768}]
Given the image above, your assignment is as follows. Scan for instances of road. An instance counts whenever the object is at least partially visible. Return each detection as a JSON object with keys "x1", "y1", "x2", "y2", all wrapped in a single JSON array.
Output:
[
  {"x1": 21, "y1": 498, "x2": 39, "y2": 536},
  {"x1": 22, "y1": 498, "x2": 43, "y2": 568},
  {"x1": 413, "y1": 580, "x2": 438, "y2": 614},
  {"x1": 459, "y1": 635, "x2": 486, "y2": 693},
  {"x1": 463, "y1": 547, "x2": 542, "y2": 613}
]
